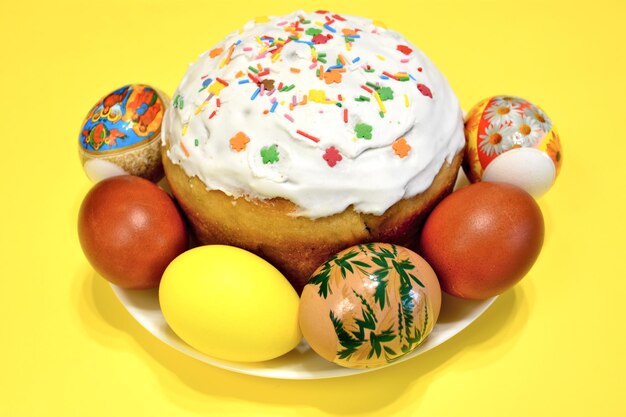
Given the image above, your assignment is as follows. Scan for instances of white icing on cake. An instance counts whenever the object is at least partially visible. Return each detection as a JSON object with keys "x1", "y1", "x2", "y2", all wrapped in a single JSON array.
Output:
[{"x1": 163, "y1": 10, "x2": 464, "y2": 218}]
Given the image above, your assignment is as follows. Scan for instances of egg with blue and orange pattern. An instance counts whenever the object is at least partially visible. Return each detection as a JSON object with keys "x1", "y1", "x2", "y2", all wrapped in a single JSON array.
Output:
[
  {"x1": 463, "y1": 96, "x2": 563, "y2": 197},
  {"x1": 78, "y1": 84, "x2": 168, "y2": 183}
]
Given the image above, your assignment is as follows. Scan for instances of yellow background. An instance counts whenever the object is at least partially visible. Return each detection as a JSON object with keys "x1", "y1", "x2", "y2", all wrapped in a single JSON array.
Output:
[{"x1": 1, "y1": 0, "x2": 625, "y2": 415}]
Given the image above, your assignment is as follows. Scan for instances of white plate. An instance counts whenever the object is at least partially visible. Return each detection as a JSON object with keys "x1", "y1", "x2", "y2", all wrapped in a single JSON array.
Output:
[
  {"x1": 111, "y1": 284, "x2": 496, "y2": 379},
  {"x1": 112, "y1": 169, "x2": 495, "y2": 379}
]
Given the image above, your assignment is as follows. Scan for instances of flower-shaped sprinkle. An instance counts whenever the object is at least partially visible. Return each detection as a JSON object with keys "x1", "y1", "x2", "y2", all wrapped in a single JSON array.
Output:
[
  {"x1": 230, "y1": 131, "x2": 250, "y2": 152},
  {"x1": 323, "y1": 146, "x2": 343, "y2": 167},
  {"x1": 355, "y1": 123, "x2": 373, "y2": 140},
  {"x1": 312, "y1": 34, "x2": 332, "y2": 44},
  {"x1": 261, "y1": 144, "x2": 280, "y2": 164},
  {"x1": 392, "y1": 138, "x2": 411, "y2": 158},
  {"x1": 324, "y1": 68, "x2": 343, "y2": 84},
  {"x1": 378, "y1": 86, "x2": 394, "y2": 101}
]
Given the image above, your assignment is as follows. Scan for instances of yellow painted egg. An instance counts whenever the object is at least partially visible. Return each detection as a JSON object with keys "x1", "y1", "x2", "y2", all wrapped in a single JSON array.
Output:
[
  {"x1": 78, "y1": 84, "x2": 168, "y2": 183},
  {"x1": 299, "y1": 243, "x2": 441, "y2": 369},
  {"x1": 464, "y1": 96, "x2": 563, "y2": 197},
  {"x1": 159, "y1": 245, "x2": 302, "y2": 362}
]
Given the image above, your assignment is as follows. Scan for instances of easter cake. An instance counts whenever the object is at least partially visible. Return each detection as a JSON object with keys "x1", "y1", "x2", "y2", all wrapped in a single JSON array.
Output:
[{"x1": 162, "y1": 10, "x2": 465, "y2": 292}]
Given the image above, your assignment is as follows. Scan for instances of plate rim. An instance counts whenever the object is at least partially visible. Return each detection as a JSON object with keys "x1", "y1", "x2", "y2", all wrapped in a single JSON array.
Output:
[{"x1": 110, "y1": 283, "x2": 497, "y2": 380}]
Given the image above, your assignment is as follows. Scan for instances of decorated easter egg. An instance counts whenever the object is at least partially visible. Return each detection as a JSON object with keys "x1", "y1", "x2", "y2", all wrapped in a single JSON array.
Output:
[
  {"x1": 78, "y1": 84, "x2": 168, "y2": 182},
  {"x1": 78, "y1": 175, "x2": 188, "y2": 289},
  {"x1": 299, "y1": 243, "x2": 441, "y2": 369},
  {"x1": 419, "y1": 182, "x2": 544, "y2": 300},
  {"x1": 159, "y1": 245, "x2": 302, "y2": 362},
  {"x1": 463, "y1": 96, "x2": 563, "y2": 197}
]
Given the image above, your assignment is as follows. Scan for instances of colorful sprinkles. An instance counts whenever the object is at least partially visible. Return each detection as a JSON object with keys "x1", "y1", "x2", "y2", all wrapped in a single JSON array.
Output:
[
  {"x1": 323, "y1": 146, "x2": 343, "y2": 167},
  {"x1": 230, "y1": 131, "x2": 250, "y2": 151},
  {"x1": 296, "y1": 129, "x2": 321, "y2": 143},
  {"x1": 417, "y1": 83, "x2": 433, "y2": 99},
  {"x1": 392, "y1": 137, "x2": 411, "y2": 158},
  {"x1": 261, "y1": 144, "x2": 280, "y2": 164},
  {"x1": 180, "y1": 140, "x2": 190, "y2": 157},
  {"x1": 355, "y1": 123, "x2": 373, "y2": 140},
  {"x1": 175, "y1": 11, "x2": 436, "y2": 167}
]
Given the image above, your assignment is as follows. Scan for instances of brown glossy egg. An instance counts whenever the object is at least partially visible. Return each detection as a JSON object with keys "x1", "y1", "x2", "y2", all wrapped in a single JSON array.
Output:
[
  {"x1": 419, "y1": 182, "x2": 544, "y2": 300},
  {"x1": 78, "y1": 175, "x2": 188, "y2": 289}
]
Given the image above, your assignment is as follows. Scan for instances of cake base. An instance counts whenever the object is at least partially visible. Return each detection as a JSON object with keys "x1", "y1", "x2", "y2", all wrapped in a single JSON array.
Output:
[{"x1": 163, "y1": 150, "x2": 463, "y2": 293}]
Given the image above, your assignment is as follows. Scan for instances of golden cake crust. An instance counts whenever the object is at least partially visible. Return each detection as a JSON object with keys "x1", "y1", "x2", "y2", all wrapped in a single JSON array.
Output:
[{"x1": 163, "y1": 147, "x2": 463, "y2": 293}]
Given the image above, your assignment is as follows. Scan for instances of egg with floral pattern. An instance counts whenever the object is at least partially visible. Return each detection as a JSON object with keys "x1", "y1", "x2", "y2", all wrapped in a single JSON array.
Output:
[
  {"x1": 463, "y1": 96, "x2": 563, "y2": 197},
  {"x1": 299, "y1": 243, "x2": 441, "y2": 369},
  {"x1": 78, "y1": 84, "x2": 168, "y2": 183}
]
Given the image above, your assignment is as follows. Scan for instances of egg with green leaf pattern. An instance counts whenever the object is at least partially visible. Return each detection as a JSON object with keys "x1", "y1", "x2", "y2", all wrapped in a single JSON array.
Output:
[{"x1": 299, "y1": 243, "x2": 441, "y2": 368}]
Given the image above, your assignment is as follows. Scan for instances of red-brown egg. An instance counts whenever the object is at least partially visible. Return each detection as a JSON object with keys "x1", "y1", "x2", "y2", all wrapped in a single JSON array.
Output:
[
  {"x1": 419, "y1": 182, "x2": 544, "y2": 300},
  {"x1": 78, "y1": 175, "x2": 188, "y2": 289}
]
